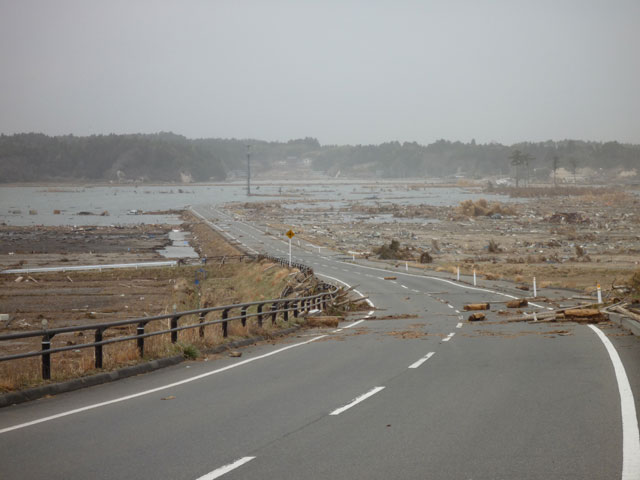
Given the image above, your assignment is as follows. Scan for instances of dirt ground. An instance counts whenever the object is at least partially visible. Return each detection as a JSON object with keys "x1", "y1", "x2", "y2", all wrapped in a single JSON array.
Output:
[
  {"x1": 0, "y1": 215, "x2": 312, "y2": 391},
  {"x1": 0, "y1": 215, "x2": 254, "y2": 337},
  {"x1": 227, "y1": 185, "x2": 640, "y2": 294},
  {"x1": 0, "y1": 224, "x2": 175, "y2": 270}
]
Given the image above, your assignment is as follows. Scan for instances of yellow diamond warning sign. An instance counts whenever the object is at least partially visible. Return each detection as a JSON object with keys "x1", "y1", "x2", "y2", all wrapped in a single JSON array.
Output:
[{"x1": 286, "y1": 229, "x2": 295, "y2": 239}]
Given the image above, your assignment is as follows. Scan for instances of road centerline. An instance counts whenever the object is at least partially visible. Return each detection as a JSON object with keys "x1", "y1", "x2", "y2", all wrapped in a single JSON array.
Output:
[
  {"x1": 408, "y1": 352, "x2": 435, "y2": 369},
  {"x1": 196, "y1": 457, "x2": 256, "y2": 480},
  {"x1": 329, "y1": 386, "x2": 385, "y2": 416}
]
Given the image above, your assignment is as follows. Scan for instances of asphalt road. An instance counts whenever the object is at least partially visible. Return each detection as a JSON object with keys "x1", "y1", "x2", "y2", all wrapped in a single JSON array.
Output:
[{"x1": 0, "y1": 204, "x2": 638, "y2": 480}]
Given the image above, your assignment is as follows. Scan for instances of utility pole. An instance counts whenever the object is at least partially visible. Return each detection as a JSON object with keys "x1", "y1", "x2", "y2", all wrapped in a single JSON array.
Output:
[{"x1": 246, "y1": 144, "x2": 251, "y2": 196}]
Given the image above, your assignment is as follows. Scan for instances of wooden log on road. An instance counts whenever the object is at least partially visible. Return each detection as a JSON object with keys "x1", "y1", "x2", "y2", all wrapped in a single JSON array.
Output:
[
  {"x1": 464, "y1": 303, "x2": 490, "y2": 311},
  {"x1": 562, "y1": 308, "x2": 607, "y2": 323},
  {"x1": 506, "y1": 298, "x2": 528, "y2": 308}
]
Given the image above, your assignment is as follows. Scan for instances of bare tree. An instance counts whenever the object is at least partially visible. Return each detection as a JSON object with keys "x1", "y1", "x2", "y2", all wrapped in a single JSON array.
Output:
[
  {"x1": 568, "y1": 158, "x2": 578, "y2": 184},
  {"x1": 509, "y1": 150, "x2": 524, "y2": 187},
  {"x1": 551, "y1": 155, "x2": 560, "y2": 186}
]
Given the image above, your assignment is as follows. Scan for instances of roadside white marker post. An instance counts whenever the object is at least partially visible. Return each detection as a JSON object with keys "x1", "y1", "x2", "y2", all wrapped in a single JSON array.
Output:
[
  {"x1": 597, "y1": 284, "x2": 603, "y2": 304},
  {"x1": 533, "y1": 276, "x2": 537, "y2": 298},
  {"x1": 405, "y1": 261, "x2": 408, "y2": 271},
  {"x1": 473, "y1": 269, "x2": 477, "y2": 286},
  {"x1": 533, "y1": 312, "x2": 538, "y2": 322},
  {"x1": 352, "y1": 253, "x2": 355, "y2": 261},
  {"x1": 457, "y1": 267, "x2": 460, "y2": 281}
]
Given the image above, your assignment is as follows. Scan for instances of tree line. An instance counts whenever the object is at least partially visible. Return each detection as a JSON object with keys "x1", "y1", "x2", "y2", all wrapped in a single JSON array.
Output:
[{"x1": 0, "y1": 132, "x2": 638, "y2": 182}]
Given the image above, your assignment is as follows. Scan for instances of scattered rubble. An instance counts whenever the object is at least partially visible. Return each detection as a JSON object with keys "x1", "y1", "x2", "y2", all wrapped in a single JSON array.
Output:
[
  {"x1": 305, "y1": 316, "x2": 341, "y2": 328},
  {"x1": 222, "y1": 184, "x2": 640, "y2": 293}
]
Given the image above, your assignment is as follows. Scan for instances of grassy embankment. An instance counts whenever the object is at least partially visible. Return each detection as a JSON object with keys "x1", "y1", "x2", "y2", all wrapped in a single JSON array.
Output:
[{"x1": 0, "y1": 215, "x2": 317, "y2": 392}]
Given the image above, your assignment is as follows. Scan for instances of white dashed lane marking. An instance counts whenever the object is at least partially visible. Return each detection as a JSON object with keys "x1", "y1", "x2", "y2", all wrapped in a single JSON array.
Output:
[
  {"x1": 330, "y1": 387, "x2": 386, "y2": 416},
  {"x1": 408, "y1": 352, "x2": 435, "y2": 369}
]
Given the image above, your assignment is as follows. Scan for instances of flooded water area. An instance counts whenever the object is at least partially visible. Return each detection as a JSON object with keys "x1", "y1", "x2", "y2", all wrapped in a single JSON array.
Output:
[{"x1": 0, "y1": 182, "x2": 510, "y2": 227}]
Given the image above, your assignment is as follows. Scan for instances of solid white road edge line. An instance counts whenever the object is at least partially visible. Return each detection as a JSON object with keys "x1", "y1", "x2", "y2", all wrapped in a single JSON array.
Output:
[
  {"x1": 408, "y1": 352, "x2": 435, "y2": 369},
  {"x1": 196, "y1": 457, "x2": 256, "y2": 480},
  {"x1": 315, "y1": 273, "x2": 375, "y2": 309},
  {"x1": 329, "y1": 386, "x2": 386, "y2": 416},
  {"x1": 344, "y1": 319, "x2": 366, "y2": 329},
  {"x1": 0, "y1": 335, "x2": 328, "y2": 435},
  {"x1": 336, "y1": 260, "x2": 548, "y2": 309},
  {"x1": 588, "y1": 325, "x2": 640, "y2": 480}
]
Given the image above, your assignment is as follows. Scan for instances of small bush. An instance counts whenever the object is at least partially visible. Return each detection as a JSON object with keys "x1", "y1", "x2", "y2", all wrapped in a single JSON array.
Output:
[
  {"x1": 179, "y1": 343, "x2": 200, "y2": 360},
  {"x1": 630, "y1": 270, "x2": 640, "y2": 298},
  {"x1": 375, "y1": 239, "x2": 400, "y2": 259},
  {"x1": 487, "y1": 239, "x2": 501, "y2": 253},
  {"x1": 420, "y1": 251, "x2": 433, "y2": 264},
  {"x1": 456, "y1": 199, "x2": 515, "y2": 217}
]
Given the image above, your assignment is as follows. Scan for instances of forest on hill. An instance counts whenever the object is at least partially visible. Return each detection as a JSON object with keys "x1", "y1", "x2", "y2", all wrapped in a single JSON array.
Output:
[{"x1": 0, "y1": 132, "x2": 638, "y2": 182}]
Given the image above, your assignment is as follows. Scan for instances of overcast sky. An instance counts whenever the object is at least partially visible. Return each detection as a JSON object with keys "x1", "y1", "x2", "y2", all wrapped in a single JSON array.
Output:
[{"x1": 0, "y1": 0, "x2": 638, "y2": 146}]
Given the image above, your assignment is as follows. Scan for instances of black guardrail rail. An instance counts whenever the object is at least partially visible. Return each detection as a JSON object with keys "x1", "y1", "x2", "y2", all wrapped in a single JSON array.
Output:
[{"x1": 0, "y1": 255, "x2": 334, "y2": 380}]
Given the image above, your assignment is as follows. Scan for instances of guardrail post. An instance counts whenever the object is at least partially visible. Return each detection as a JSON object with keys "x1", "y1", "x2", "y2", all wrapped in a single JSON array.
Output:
[
  {"x1": 271, "y1": 302, "x2": 278, "y2": 325},
  {"x1": 222, "y1": 309, "x2": 229, "y2": 338},
  {"x1": 241, "y1": 307, "x2": 247, "y2": 327},
  {"x1": 137, "y1": 322, "x2": 146, "y2": 357},
  {"x1": 170, "y1": 315, "x2": 179, "y2": 343},
  {"x1": 257, "y1": 304, "x2": 263, "y2": 328},
  {"x1": 293, "y1": 300, "x2": 299, "y2": 318},
  {"x1": 95, "y1": 328, "x2": 104, "y2": 369},
  {"x1": 41, "y1": 333, "x2": 53, "y2": 380},
  {"x1": 283, "y1": 301, "x2": 289, "y2": 322},
  {"x1": 199, "y1": 312, "x2": 206, "y2": 338}
]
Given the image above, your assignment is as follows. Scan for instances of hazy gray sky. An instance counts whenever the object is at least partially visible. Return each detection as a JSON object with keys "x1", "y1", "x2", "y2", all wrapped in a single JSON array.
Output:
[{"x1": 1, "y1": 0, "x2": 638, "y2": 145}]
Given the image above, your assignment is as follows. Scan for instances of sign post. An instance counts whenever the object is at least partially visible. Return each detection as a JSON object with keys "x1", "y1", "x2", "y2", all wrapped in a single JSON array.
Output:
[{"x1": 286, "y1": 229, "x2": 295, "y2": 267}]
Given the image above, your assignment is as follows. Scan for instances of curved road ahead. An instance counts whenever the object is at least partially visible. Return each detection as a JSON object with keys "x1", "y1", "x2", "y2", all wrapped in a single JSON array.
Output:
[{"x1": 1, "y1": 205, "x2": 638, "y2": 479}]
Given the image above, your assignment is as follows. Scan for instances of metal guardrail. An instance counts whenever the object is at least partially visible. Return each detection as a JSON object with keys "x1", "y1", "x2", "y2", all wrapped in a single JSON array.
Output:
[{"x1": 0, "y1": 255, "x2": 333, "y2": 380}]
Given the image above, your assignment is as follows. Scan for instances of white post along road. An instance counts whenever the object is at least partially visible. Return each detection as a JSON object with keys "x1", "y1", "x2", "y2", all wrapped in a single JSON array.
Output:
[{"x1": 0, "y1": 204, "x2": 638, "y2": 480}]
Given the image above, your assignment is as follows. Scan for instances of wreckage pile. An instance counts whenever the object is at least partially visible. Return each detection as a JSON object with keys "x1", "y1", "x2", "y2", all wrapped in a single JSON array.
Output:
[{"x1": 227, "y1": 184, "x2": 640, "y2": 293}]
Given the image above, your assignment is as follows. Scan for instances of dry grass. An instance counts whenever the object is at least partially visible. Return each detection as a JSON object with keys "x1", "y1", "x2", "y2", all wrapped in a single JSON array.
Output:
[
  {"x1": 0, "y1": 259, "x2": 308, "y2": 392},
  {"x1": 491, "y1": 186, "x2": 625, "y2": 198},
  {"x1": 456, "y1": 199, "x2": 516, "y2": 217}
]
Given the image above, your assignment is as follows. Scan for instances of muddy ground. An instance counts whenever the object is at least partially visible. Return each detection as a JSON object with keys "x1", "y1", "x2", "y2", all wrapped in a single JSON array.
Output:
[
  {"x1": 0, "y1": 214, "x2": 247, "y2": 337},
  {"x1": 227, "y1": 185, "x2": 640, "y2": 294},
  {"x1": 0, "y1": 224, "x2": 175, "y2": 271},
  {"x1": 0, "y1": 216, "x2": 298, "y2": 390}
]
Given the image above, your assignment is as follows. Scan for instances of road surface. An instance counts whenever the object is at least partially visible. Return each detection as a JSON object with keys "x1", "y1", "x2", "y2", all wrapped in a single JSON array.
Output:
[{"x1": 0, "y1": 204, "x2": 638, "y2": 479}]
